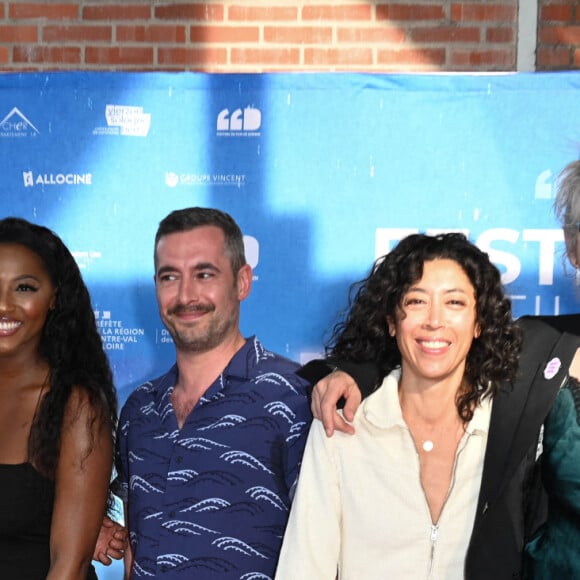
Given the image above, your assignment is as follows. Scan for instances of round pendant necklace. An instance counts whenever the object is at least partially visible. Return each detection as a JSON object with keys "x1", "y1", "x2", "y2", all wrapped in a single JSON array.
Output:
[{"x1": 422, "y1": 440, "x2": 434, "y2": 452}]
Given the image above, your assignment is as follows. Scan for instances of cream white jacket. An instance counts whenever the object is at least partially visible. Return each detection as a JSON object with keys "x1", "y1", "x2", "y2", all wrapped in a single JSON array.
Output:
[{"x1": 275, "y1": 369, "x2": 492, "y2": 580}]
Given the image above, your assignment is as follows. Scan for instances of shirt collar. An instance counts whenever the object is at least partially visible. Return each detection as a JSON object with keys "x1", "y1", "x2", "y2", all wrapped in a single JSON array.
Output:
[
  {"x1": 466, "y1": 393, "x2": 492, "y2": 435},
  {"x1": 200, "y1": 335, "x2": 262, "y2": 400},
  {"x1": 363, "y1": 368, "x2": 404, "y2": 429},
  {"x1": 153, "y1": 335, "x2": 262, "y2": 407},
  {"x1": 363, "y1": 368, "x2": 492, "y2": 435}
]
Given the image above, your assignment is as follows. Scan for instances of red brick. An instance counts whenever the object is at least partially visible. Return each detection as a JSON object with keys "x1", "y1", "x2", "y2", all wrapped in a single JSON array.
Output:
[
  {"x1": 231, "y1": 47, "x2": 300, "y2": 65},
  {"x1": 228, "y1": 6, "x2": 298, "y2": 21},
  {"x1": 85, "y1": 46, "x2": 153, "y2": 65},
  {"x1": 541, "y1": 5, "x2": 573, "y2": 22},
  {"x1": 486, "y1": 27, "x2": 514, "y2": 43},
  {"x1": 450, "y1": 48, "x2": 515, "y2": 68},
  {"x1": 190, "y1": 25, "x2": 259, "y2": 43},
  {"x1": 9, "y1": 3, "x2": 78, "y2": 19},
  {"x1": 0, "y1": 0, "x2": 569, "y2": 72},
  {"x1": 264, "y1": 26, "x2": 332, "y2": 44},
  {"x1": 0, "y1": 26, "x2": 38, "y2": 42},
  {"x1": 541, "y1": 25, "x2": 580, "y2": 44},
  {"x1": 573, "y1": 47, "x2": 580, "y2": 65},
  {"x1": 412, "y1": 26, "x2": 480, "y2": 43},
  {"x1": 304, "y1": 47, "x2": 373, "y2": 66},
  {"x1": 378, "y1": 47, "x2": 446, "y2": 66},
  {"x1": 338, "y1": 26, "x2": 407, "y2": 43},
  {"x1": 43, "y1": 25, "x2": 111, "y2": 43},
  {"x1": 377, "y1": 4, "x2": 445, "y2": 21},
  {"x1": 155, "y1": 4, "x2": 224, "y2": 21},
  {"x1": 451, "y1": 4, "x2": 516, "y2": 22},
  {"x1": 117, "y1": 25, "x2": 186, "y2": 43},
  {"x1": 158, "y1": 46, "x2": 227, "y2": 66},
  {"x1": 83, "y1": 5, "x2": 152, "y2": 20},
  {"x1": 13, "y1": 45, "x2": 80, "y2": 63},
  {"x1": 302, "y1": 5, "x2": 372, "y2": 21},
  {"x1": 537, "y1": 46, "x2": 572, "y2": 67}
]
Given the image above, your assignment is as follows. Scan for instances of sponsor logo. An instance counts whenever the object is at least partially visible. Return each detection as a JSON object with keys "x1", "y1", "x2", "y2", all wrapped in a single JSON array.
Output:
[
  {"x1": 165, "y1": 172, "x2": 247, "y2": 188},
  {"x1": 375, "y1": 226, "x2": 566, "y2": 315},
  {"x1": 535, "y1": 169, "x2": 555, "y2": 200},
  {"x1": 216, "y1": 106, "x2": 261, "y2": 137},
  {"x1": 0, "y1": 107, "x2": 39, "y2": 138},
  {"x1": 157, "y1": 328, "x2": 174, "y2": 345},
  {"x1": 375, "y1": 227, "x2": 564, "y2": 285},
  {"x1": 23, "y1": 171, "x2": 92, "y2": 187},
  {"x1": 71, "y1": 250, "x2": 102, "y2": 270},
  {"x1": 244, "y1": 236, "x2": 259, "y2": 270},
  {"x1": 94, "y1": 310, "x2": 146, "y2": 351},
  {"x1": 93, "y1": 105, "x2": 151, "y2": 137}
]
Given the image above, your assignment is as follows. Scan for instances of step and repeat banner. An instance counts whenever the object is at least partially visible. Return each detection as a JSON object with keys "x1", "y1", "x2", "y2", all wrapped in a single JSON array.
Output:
[{"x1": 0, "y1": 71, "x2": 578, "y2": 576}]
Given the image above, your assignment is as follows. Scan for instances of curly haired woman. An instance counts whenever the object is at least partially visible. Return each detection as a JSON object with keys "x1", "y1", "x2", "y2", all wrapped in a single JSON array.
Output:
[{"x1": 277, "y1": 233, "x2": 579, "y2": 580}]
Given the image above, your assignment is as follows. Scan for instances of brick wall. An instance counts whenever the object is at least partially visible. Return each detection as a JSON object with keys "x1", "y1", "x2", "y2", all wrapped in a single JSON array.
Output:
[
  {"x1": 537, "y1": 0, "x2": 580, "y2": 70},
  {"x1": 0, "y1": 1, "x2": 563, "y2": 73}
]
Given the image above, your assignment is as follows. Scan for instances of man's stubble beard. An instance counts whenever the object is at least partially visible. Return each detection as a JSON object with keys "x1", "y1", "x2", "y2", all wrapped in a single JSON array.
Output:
[{"x1": 165, "y1": 307, "x2": 239, "y2": 354}]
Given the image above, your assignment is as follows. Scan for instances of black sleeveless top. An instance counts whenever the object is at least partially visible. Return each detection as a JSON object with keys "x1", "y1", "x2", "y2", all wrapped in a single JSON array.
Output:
[{"x1": 0, "y1": 462, "x2": 97, "y2": 579}]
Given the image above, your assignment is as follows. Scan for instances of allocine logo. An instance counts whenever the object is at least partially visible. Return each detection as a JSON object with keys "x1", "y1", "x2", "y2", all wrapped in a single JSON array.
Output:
[
  {"x1": 216, "y1": 106, "x2": 261, "y2": 137},
  {"x1": 23, "y1": 171, "x2": 92, "y2": 187},
  {"x1": 0, "y1": 107, "x2": 39, "y2": 138}
]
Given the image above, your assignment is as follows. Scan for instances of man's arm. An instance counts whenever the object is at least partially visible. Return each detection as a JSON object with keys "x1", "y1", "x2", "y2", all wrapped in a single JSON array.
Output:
[{"x1": 298, "y1": 359, "x2": 381, "y2": 437}]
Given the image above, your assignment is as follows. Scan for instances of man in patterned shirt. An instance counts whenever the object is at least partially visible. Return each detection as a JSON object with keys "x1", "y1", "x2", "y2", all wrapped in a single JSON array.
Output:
[{"x1": 114, "y1": 207, "x2": 312, "y2": 579}]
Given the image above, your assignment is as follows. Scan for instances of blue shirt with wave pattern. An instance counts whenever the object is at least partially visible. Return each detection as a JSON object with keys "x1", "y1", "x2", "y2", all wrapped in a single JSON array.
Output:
[{"x1": 115, "y1": 336, "x2": 312, "y2": 579}]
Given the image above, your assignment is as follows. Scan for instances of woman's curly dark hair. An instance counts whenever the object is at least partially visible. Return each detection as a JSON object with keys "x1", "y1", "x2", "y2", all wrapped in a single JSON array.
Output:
[
  {"x1": 327, "y1": 233, "x2": 522, "y2": 422},
  {"x1": 0, "y1": 218, "x2": 117, "y2": 495}
]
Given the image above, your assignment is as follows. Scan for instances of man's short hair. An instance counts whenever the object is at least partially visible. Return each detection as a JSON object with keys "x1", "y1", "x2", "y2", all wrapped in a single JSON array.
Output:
[{"x1": 154, "y1": 207, "x2": 246, "y2": 274}]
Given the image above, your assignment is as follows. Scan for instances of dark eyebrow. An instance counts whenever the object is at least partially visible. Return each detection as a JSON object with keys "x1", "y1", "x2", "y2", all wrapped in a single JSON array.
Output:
[
  {"x1": 156, "y1": 262, "x2": 220, "y2": 277},
  {"x1": 194, "y1": 262, "x2": 220, "y2": 273},
  {"x1": 155, "y1": 265, "x2": 175, "y2": 278},
  {"x1": 444, "y1": 288, "x2": 468, "y2": 295},
  {"x1": 406, "y1": 286, "x2": 468, "y2": 294}
]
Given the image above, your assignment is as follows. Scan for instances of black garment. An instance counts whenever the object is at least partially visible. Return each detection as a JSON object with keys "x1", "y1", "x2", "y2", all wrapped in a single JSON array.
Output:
[
  {"x1": 299, "y1": 317, "x2": 580, "y2": 580},
  {"x1": 465, "y1": 318, "x2": 578, "y2": 579},
  {"x1": 0, "y1": 462, "x2": 97, "y2": 580},
  {"x1": 532, "y1": 313, "x2": 579, "y2": 335}
]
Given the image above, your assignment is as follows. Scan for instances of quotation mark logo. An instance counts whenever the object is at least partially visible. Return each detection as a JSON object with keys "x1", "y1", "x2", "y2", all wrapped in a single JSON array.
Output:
[{"x1": 217, "y1": 107, "x2": 261, "y2": 132}]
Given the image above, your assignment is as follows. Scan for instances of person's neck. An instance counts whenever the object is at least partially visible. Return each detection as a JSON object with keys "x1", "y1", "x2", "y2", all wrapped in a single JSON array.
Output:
[
  {"x1": 0, "y1": 352, "x2": 49, "y2": 387},
  {"x1": 398, "y1": 372, "x2": 464, "y2": 426},
  {"x1": 174, "y1": 332, "x2": 246, "y2": 400}
]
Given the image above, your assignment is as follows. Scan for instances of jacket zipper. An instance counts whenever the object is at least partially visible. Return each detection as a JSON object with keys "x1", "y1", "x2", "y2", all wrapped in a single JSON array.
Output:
[{"x1": 412, "y1": 431, "x2": 470, "y2": 579}]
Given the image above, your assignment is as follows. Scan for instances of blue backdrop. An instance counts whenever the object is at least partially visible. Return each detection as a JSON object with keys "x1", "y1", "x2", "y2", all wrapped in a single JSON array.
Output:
[{"x1": 0, "y1": 72, "x2": 578, "y2": 578}]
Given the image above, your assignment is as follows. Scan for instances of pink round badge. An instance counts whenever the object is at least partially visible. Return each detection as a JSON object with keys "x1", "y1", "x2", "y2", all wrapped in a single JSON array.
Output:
[{"x1": 543, "y1": 357, "x2": 561, "y2": 380}]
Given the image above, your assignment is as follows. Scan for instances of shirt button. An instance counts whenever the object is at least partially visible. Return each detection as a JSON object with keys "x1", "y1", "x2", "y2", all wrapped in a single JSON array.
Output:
[
  {"x1": 176, "y1": 456, "x2": 183, "y2": 464},
  {"x1": 169, "y1": 510, "x2": 176, "y2": 518}
]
